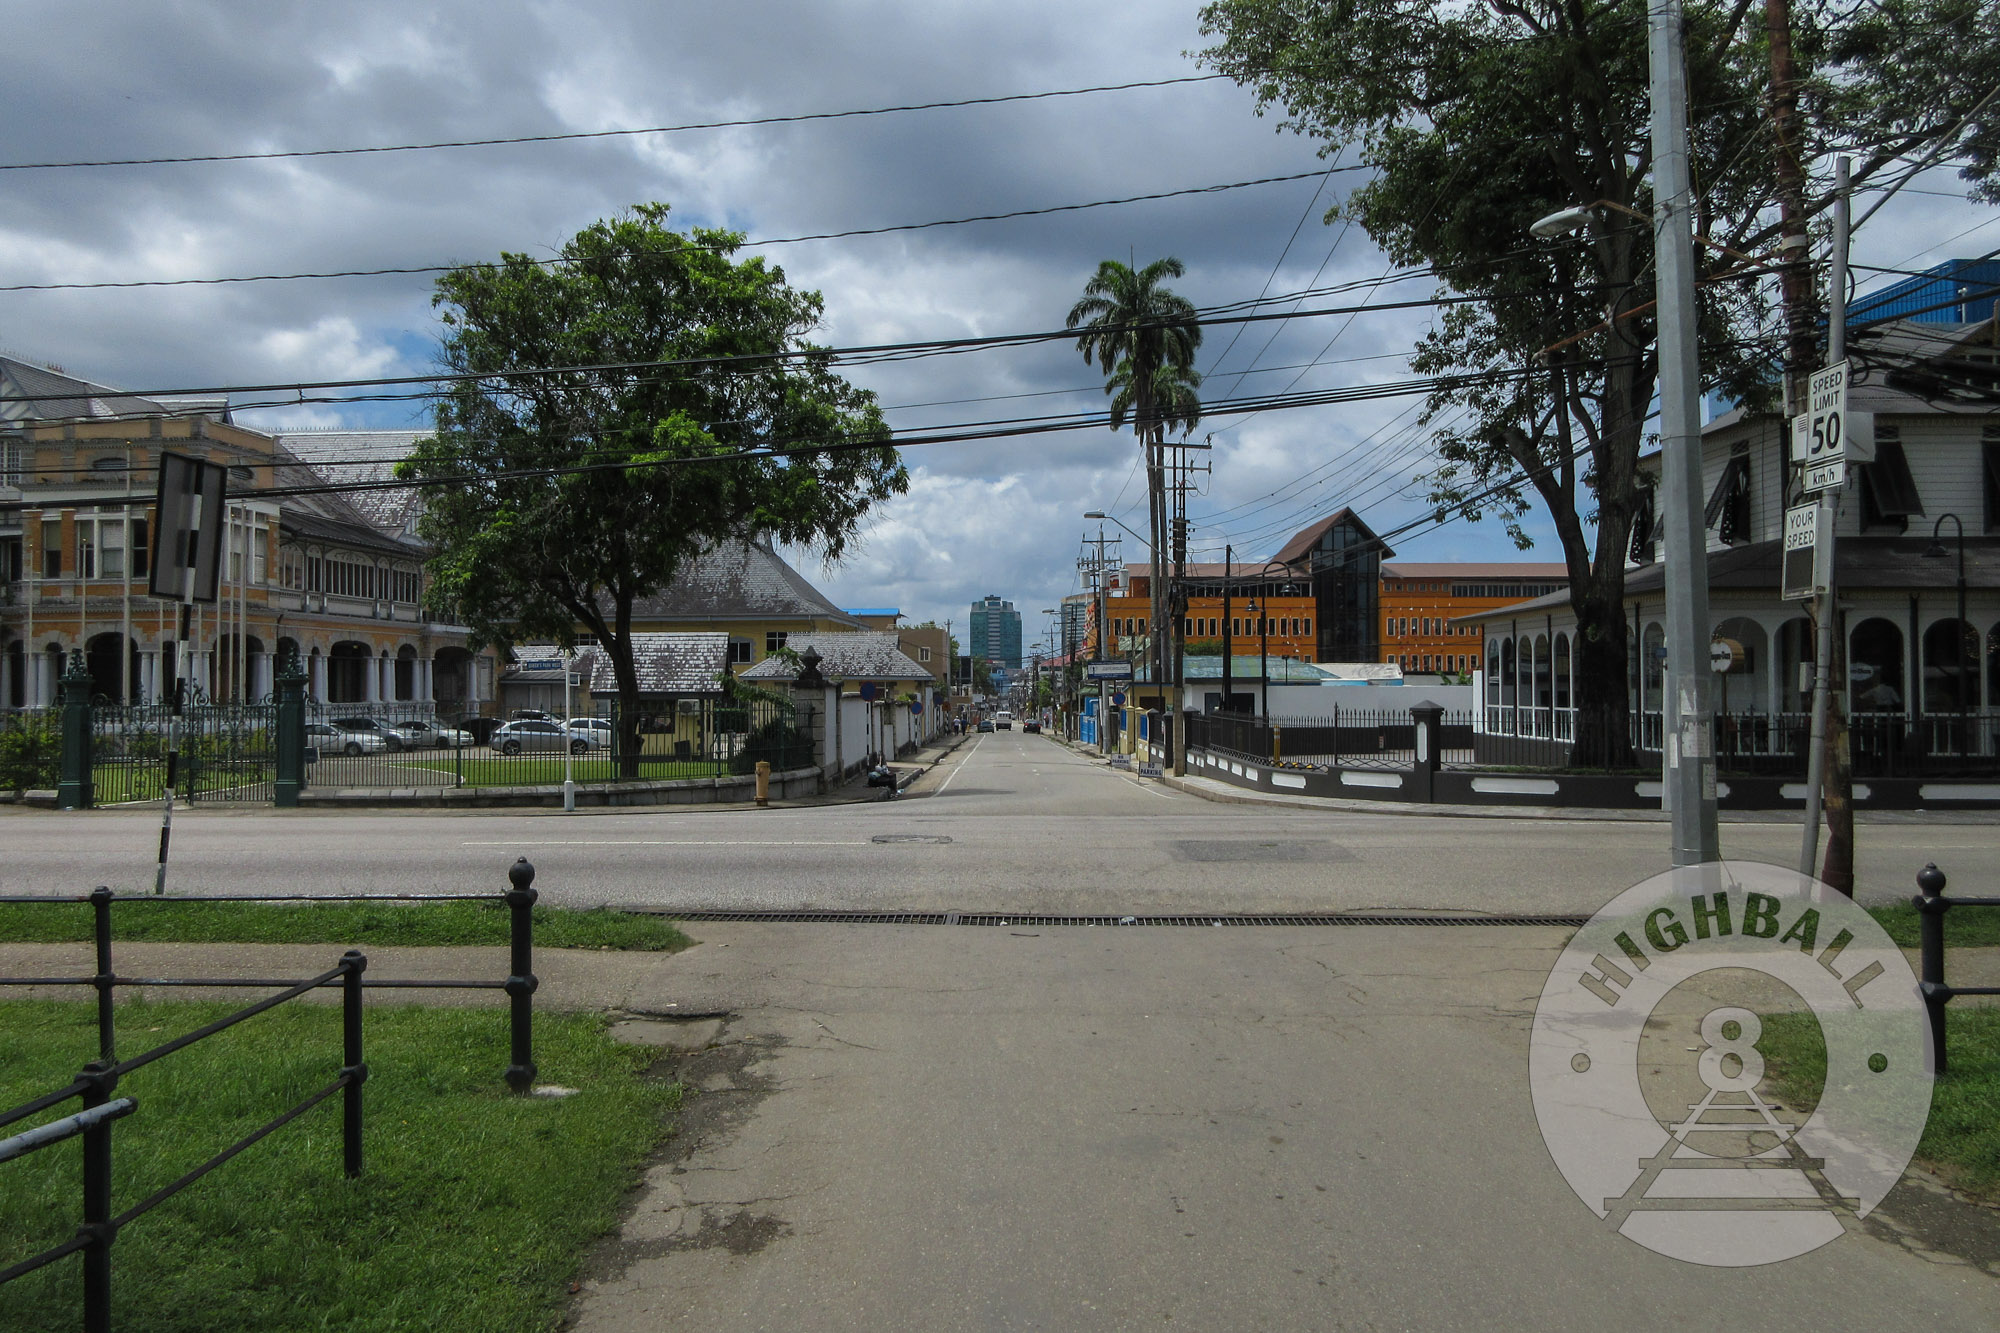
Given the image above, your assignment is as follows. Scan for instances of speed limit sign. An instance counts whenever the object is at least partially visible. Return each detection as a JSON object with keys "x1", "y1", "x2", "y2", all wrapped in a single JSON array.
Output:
[{"x1": 1795, "y1": 361, "x2": 1850, "y2": 493}]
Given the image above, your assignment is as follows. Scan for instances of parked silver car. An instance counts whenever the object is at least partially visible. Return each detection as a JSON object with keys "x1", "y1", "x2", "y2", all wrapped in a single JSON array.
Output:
[
  {"x1": 330, "y1": 717, "x2": 406, "y2": 751},
  {"x1": 307, "y1": 721, "x2": 389, "y2": 756},
  {"x1": 388, "y1": 716, "x2": 475, "y2": 749},
  {"x1": 489, "y1": 719, "x2": 588, "y2": 756}
]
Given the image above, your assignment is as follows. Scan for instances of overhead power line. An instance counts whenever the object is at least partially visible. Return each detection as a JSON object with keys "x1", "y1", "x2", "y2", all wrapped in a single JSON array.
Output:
[
  {"x1": 0, "y1": 169, "x2": 1359, "y2": 293},
  {"x1": 0, "y1": 75, "x2": 1232, "y2": 172}
]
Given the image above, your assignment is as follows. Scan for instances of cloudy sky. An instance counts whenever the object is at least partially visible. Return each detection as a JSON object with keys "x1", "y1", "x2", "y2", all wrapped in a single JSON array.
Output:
[{"x1": 4, "y1": 3, "x2": 1993, "y2": 648}]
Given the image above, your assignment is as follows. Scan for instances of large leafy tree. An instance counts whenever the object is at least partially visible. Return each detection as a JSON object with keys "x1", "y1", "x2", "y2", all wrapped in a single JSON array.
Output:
[
  {"x1": 402, "y1": 204, "x2": 906, "y2": 773},
  {"x1": 1066, "y1": 258, "x2": 1204, "y2": 702},
  {"x1": 1199, "y1": 0, "x2": 1998, "y2": 766}
]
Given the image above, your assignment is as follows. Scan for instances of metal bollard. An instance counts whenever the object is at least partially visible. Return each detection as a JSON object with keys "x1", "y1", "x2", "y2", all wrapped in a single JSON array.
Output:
[
  {"x1": 503, "y1": 859, "x2": 539, "y2": 1093},
  {"x1": 341, "y1": 949, "x2": 368, "y2": 1177},
  {"x1": 90, "y1": 887, "x2": 115, "y2": 1063},
  {"x1": 78, "y1": 1058, "x2": 118, "y2": 1333},
  {"x1": 1914, "y1": 862, "x2": 1951, "y2": 1075}
]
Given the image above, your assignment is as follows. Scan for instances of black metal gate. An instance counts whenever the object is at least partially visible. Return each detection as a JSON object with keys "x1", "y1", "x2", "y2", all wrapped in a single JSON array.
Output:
[{"x1": 91, "y1": 701, "x2": 277, "y2": 804}]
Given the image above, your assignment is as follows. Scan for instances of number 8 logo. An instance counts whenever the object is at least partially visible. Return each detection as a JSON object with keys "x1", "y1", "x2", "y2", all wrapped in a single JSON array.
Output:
[{"x1": 1697, "y1": 1006, "x2": 1765, "y2": 1094}]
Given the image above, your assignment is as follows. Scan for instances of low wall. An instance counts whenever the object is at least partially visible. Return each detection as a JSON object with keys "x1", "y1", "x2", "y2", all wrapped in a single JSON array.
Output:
[
  {"x1": 1186, "y1": 748, "x2": 2000, "y2": 811},
  {"x1": 295, "y1": 765, "x2": 823, "y2": 809}
]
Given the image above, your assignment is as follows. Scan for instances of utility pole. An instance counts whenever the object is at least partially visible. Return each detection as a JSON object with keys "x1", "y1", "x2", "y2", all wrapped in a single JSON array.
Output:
[
  {"x1": 1079, "y1": 527, "x2": 1119, "y2": 751},
  {"x1": 1800, "y1": 157, "x2": 1853, "y2": 890},
  {"x1": 1648, "y1": 0, "x2": 1721, "y2": 865}
]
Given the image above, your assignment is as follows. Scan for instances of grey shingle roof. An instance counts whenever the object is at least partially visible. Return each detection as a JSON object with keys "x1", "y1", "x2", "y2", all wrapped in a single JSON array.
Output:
[
  {"x1": 276, "y1": 431, "x2": 425, "y2": 536},
  {"x1": 625, "y1": 537, "x2": 861, "y2": 625},
  {"x1": 587, "y1": 633, "x2": 729, "y2": 696},
  {"x1": 739, "y1": 632, "x2": 933, "y2": 683},
  {"x1": 0, "y1": 355, "x2": 168, "y2": 424}
]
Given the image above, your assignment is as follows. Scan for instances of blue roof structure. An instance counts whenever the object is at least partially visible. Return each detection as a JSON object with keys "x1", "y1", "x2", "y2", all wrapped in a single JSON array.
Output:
[{"x1": 1849, "y1": 258, "x2": 2000, "y2": 328}]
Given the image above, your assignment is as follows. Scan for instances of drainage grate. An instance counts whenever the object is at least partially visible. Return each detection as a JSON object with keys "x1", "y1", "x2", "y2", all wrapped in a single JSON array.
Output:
[
  {"x1": 870, "y1": 834, "x2": 955, "y2": 845},
  {"x1": 651, "y1": 910, "x2": 1586, "y2": 927}
]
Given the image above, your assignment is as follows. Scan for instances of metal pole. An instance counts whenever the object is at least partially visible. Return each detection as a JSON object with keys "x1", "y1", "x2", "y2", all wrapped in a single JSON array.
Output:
[
  {"x1": 1799, "y1": 155, "x2": 1849, "y2": 877},
  {"x1": 1649, "y1": 0, "x2": 1720, "y2": 865},
  {"x1": 503, "y1": 858, "x2": 539, "y2": 1092},
  {"x1": 1222, "y1": 545, "x2": 1233, "y2": 711},
  {"x1": 341, "y1": 949, "x2": 367, "y2": 1177},
  {"x1": 1915, "y1": 863, "x2": 1950, "y2": 1074},
  {"x1": 562, "y1": 653, "x2": 575, "y2": 814},
  {"x1": 79, "y1": 1059, "x2": 117, "y2": 1333},
  {"x1": 91, "y1": 886, "x2": 114, "y2": 1062}
]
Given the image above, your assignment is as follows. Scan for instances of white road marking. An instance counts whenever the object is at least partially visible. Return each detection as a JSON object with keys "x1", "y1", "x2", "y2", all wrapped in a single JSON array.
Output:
[
  {"x1": 933, "y1": 733, "x2": 980, "y2": 795},
  {"x1": 460, "y1": 840, "x2": 870, "y2": 846}
]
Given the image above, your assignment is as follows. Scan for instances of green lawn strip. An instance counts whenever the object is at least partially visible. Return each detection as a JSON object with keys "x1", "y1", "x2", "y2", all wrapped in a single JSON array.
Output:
[
  {"x1": 1865, "y1": 900, "x2": 2000, "y2": 949},
  {"x1": 0, "y1": 899, "x2": 689, "y2": 952},
  {"x1": 1762, "y1": 1006, "x2": 2000, "y2": 1201},
  {"x1": 0, "y1": 999, "x2": 675, "y2": 1333}
]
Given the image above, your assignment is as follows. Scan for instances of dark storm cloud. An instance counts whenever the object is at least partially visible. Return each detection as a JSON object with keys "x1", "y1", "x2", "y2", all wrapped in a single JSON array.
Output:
[{"x1": 2, "y1": 2, "x2": 1987, "y2": 627}]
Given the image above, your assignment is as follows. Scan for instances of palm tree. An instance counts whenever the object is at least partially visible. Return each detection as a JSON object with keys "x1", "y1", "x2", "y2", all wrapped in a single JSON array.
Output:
[{"x1": 1066, "y1": 258, "x2": 1202, "y2": 719}]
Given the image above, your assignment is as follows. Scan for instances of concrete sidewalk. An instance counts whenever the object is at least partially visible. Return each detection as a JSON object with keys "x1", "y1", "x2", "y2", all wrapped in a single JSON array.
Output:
[{"x1": 563, "y1": 923, "x2": 1998, "y2": 1333}]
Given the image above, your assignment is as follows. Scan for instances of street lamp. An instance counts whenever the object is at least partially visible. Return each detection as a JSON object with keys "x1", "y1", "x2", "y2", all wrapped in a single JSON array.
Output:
[
  {"x1": 1245, "y1": 597, "x2": 1271, "y2": 720},
  {"x1": 1925, "y1": 513, "x2": 1969, "y2": 755}
]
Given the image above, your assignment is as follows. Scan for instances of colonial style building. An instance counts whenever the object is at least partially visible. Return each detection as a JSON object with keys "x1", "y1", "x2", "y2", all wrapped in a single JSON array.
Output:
[
  {"x1": 0, "y1": 360, "x2": 494, "y2": 711},
  {"x1": 1461, "y1": 311, "x2": 1998, "y2": 767}
]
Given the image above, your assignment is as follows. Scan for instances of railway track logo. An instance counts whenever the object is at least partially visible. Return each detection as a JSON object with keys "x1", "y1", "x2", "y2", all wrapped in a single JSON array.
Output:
[{"x1": 1529, "y1": 861, "x2": 1931, "y2": 1265}]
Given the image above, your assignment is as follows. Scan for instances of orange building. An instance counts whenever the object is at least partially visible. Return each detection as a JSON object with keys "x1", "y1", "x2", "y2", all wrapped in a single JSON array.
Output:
[{"x1": 1377, "y1": 562, "x2": 1569, "y2": 676}]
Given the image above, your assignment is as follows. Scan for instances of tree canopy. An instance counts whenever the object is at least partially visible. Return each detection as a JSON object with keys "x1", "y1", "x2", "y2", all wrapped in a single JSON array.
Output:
[
  {"x1": 1198, "y1": 0, "x2": 1998, "y2": 761},
  {"x1": 401, "y1": 204, "x2": 906, "y2": 769}
]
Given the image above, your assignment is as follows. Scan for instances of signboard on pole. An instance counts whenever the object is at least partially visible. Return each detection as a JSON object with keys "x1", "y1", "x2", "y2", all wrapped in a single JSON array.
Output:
[
  {"x1": 1792, "y1": 361, "x2": 1861, "y2": 494},
  {"x1": 1781, "y1": 501, "x2": 1827, "y2": 601},
  {"x1": 147, "y1": 451, "x2": 227, "y2": 603},
  {"x1": 1084, "y1": 661, "x2": 1133, "y2": 681}
]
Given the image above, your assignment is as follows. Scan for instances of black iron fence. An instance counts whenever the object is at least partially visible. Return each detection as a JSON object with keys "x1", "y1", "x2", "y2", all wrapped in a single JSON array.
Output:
[
  {"x1": 91, "y1": 701, "x2": 277, "y2": 804},
  {"x1": 1475, "y1": 705, "x2": 2000, "y2": 778},
  {"x1": 1913, "y1": 863, "x2": 2000, "y2": 1075},
  {"x1": 0, "y1": 860, "x2": 544, "y2": 1330},
  {"x1": 297, "y1": 696, "x2": 810, "y2": 792}
]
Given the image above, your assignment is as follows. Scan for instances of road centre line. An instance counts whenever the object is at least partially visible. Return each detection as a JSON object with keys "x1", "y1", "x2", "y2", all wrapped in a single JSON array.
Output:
[{"x1": 460, "y1": 840, "x2": 871, "y2": 846}]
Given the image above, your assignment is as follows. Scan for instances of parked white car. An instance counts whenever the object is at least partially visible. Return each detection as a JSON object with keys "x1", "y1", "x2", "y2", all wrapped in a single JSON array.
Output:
[
  {"x1": 489, "y1": 719, "x2": 588, "y2": 755},
  {"x1": 567, "y1": 717, "x2": 614, "y2": 749}
]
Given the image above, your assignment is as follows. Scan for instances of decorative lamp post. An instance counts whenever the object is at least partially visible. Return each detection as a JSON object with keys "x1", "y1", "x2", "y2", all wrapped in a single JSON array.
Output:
[{"x1": 1924, "y1": 513, "x2": 1969, "y2": 755}]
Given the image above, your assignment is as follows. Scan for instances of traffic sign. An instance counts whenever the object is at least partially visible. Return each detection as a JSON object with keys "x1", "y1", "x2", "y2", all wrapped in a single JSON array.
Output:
[
  {"x1": 1781, "y1": 501, "x2": 1827, "y2": 601},
  {"x1": 1795, "y1": 361, "x2": 1851, "y2": 493},
  {"x1": 1709, "y1": 638, "x2": 1743, "y2": 674}
]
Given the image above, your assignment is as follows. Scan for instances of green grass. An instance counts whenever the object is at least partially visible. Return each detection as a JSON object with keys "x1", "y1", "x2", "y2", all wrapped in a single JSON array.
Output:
[
  {"x1": 1763, "y1": 1006, "x2": 2000, "y2": 1200},
  {"x1": 1865, "y1": 900, "x2": 2000, "y2": 949},
  {"x1": 0, "y1": 899, "x2": 690, "y2": 952},
  {"x1": 0, "y1": 999, "x2": 677, "y2": 1332}
]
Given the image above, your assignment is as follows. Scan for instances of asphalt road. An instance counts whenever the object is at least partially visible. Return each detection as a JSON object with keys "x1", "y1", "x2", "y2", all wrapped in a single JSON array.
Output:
[{"x1": 1, "y1": 732, "x2": 1991, "y2": 912}]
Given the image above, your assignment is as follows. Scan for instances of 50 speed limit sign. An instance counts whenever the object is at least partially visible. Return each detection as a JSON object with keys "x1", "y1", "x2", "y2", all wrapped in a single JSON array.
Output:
[{"x1": 1791, "y1": 361, "x2": 1853, "y2": 493}]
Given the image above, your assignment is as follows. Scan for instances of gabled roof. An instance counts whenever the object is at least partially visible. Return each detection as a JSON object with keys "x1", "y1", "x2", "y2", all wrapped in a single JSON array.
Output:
[
  {"x1": 276, "y1": 431, "x2": 425, "y2": 537},
  {"x1": 0, "y1": 355, "x2": 168, "y2": 424},
  {"x1": 1271, "y1": 508, "x2": 1395, "y2": 569},
  {"x1": 1381, "y1": 562, "x2": 1569, "y2": 580},
  {"x1": 738, "y1": 631, "x2": 932, "y2": 683},
  {"x1": 624, "y1": 536, "x2": 861, "y2": 626},
  {"x1": 586, "y1": 633, "x2": 729, "y2": 696}
]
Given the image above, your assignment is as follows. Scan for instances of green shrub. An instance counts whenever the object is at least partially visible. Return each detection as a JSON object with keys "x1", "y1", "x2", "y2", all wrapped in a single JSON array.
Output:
[
  {"x1": 731, "y1": 715, "x2": 808, "y2": 774},
  {"x1": 0, "y1": 712, "x2": 60, "y2": 792}
]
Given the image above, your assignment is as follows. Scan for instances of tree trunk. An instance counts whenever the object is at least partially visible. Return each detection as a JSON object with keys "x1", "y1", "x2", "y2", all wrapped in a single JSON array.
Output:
[
  {"x1": 1820, "y1": 606, "x2": 1854, "y2": 894},
  {"x1": 1567, "y1": 577, "x2": 1634, "y2": 770}
]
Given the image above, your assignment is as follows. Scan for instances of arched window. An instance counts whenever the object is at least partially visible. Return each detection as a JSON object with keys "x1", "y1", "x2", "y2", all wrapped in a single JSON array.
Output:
[
  {"x1": 1848, "y1": 618, "x2": 1905, "y2": 713},
  {"x1": 1553, "y1": 634, "x2": 1572, "y2": 711},
  {"x1": 1922, "y1": 618, "x2": 1979, "y2": 713},
  {"x1": 1500, "y1": 638, "x2": 1516, "y2": 707}
]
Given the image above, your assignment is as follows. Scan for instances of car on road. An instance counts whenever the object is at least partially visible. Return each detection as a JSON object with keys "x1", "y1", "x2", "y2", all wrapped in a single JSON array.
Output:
[
  {"x1": 567, "y1": 717, "x2": 614, "y2": 749},
  {"x1": 307, "y1": 721, "x2": 389, "y2": 756},
  {"x1": 994, "y1": 711, "x2": 1013, "y2": 730},
  {"x1": 1022, "y1": 720, "x2": 1042, "y2": 734},
  {"x1": 330, "y1": 717, "x2": 405, "y2": 751},
  {"x1": 489, "y1": 719, "x2": 589, "y2": 756},
  {"x1": 976, "y1": 719, "x2": 995, "y2": 733}
]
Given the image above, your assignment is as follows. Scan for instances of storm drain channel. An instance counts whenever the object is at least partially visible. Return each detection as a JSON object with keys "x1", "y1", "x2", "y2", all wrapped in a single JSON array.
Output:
[{"x1": 648, "y1": 910, "x2": 1586, "y2": 927}]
